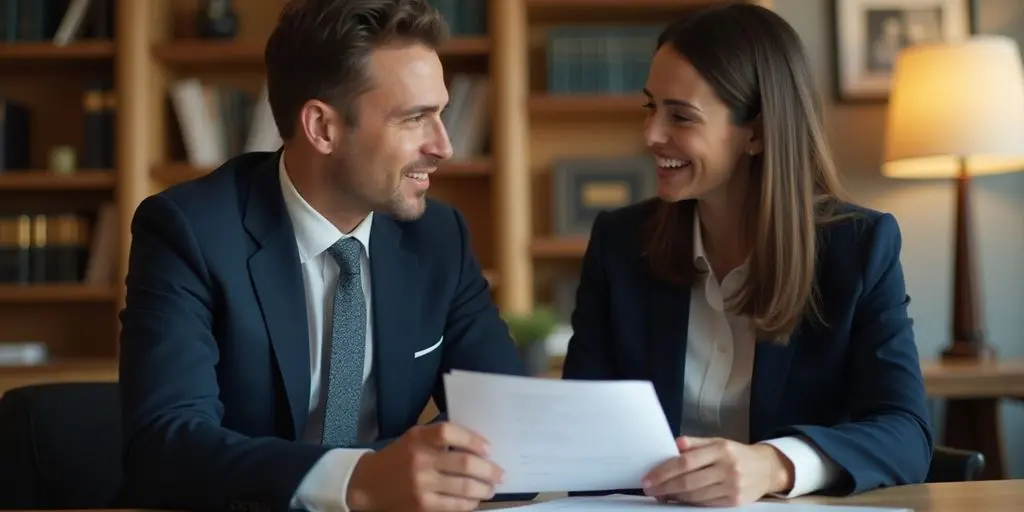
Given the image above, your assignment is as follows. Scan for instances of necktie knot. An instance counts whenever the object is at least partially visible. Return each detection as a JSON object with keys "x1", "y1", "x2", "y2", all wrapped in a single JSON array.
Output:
[{"x1": 328, "y1": 237, "x2": 362, "y2": 276}]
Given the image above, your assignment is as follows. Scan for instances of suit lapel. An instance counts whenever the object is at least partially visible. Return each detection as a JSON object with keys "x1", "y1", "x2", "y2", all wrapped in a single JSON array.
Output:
[
  {"x1": 243, "y1": 154, "x2": 310, "y2": 439},
  {"x1": 749, "y1": 331, "x2": 799, "y2": 442},
  {"x1": 644, "y1": 267, "x2": 690, "y2": 437},
  {"x1": 369, "y1": 215, "x2": 420, "y2": 438}
]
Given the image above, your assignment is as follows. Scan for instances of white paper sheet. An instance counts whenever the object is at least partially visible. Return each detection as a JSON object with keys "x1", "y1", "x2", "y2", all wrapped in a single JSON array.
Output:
[
  {"x1": 443, "y1": 370, "x2": 679, "y2": 493},
  {"x1": 499, "y1": 494, "x2": 912, "y2": 511}
]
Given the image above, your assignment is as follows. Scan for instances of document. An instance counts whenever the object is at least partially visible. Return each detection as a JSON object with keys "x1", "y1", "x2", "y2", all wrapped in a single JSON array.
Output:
[
  {"x1": 501, "y1": 494, "x2": 912, "y2": 511},
  {"x1": 442, "y1": 370, "x2": 679, "y2": 493}
]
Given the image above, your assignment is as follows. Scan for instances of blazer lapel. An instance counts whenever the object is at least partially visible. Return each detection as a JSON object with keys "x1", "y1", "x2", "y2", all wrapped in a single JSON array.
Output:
[
  {"x1": 748, "y1": 332, "x2": 799, "y2": 442},
  {"x1": 243, "y1": 155, "x2": 311, "y2": 440},
  {"x1": 369, "y1": 215, "x2": 420, "y2": 438},
  {"x1": 645, "y1": 270, "x2": 690, "y2": 437}
]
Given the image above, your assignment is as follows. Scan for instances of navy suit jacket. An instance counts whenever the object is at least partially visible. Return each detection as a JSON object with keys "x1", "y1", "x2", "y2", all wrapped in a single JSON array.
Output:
[
  {"x1": 562, "y1": 198, "x2": 933, "y2": 496},
  {"x1": 117, "y1": 151, "x2": 528, "y2": 511}
]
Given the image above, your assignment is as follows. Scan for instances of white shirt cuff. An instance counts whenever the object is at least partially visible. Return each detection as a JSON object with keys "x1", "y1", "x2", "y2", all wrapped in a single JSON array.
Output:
[
  {"x1": 289, "y1": 448, "x2": 373, "y2": 512},
  {"x1": 759, "y1": 436, "x2": 840, "y2": 498}
]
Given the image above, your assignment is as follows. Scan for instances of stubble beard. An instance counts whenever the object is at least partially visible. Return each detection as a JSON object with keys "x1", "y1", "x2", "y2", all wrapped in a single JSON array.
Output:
[{"x1": 385, "y1": 179, "x2": 427, "y2": 221}]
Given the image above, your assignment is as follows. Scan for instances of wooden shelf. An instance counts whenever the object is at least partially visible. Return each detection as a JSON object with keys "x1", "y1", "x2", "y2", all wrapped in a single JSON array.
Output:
[
  {"x1": 531, "y1": 237, "x2": 588, "y2": 258},
  {"x1": 529, "y1": 94, "x2": 647, "y2": 116},
  {"x1": 0, "y1": 41, "x2": 115, "y2": 62},
  {"x1": 438, "y1": 36, "x2": 491, "y2": 56},
  {"x1": 153, "y1": 36, "x2": 490, "y2": 66},
  {"x1": 529, "y1": 0, "x2": 720, "y2": 6},
  {"x1": 153, "y1": 159, "x2": 492, "y2": 186},
  {"x1": 438, "y1": 159, "x2": 493, "y2": 176},
  {"x1": 528, "y1": 0, "x2": 720, "y2": 22},
  {"x1": 152, "y1": 40, "x2": 265, "y2": 66},
  {"x1": 0, "y1": 285, "x2": 118, "y2": 304},
  {"x1": 0, "y1": 170, "x2": 116, "y2": 191}
]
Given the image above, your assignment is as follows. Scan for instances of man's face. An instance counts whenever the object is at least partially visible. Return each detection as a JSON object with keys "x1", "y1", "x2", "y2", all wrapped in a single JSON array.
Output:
[{"x1": 328, "y1": 42, "x2": 452, "y2": 221}]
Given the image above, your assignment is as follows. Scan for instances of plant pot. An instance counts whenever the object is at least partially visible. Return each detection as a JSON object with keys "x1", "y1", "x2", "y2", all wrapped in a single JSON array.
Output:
[{"x1": 518, "y1": 341, "x2": 549, "y2": 376}]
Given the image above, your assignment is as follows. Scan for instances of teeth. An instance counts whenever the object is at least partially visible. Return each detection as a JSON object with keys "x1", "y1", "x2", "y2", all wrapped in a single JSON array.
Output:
[
  {"x1": 407, "y1": 172, "x2": 428, "y2": 181},
  {"x1": 656, "y1": 157, "x2": 689, "y2": 169}
]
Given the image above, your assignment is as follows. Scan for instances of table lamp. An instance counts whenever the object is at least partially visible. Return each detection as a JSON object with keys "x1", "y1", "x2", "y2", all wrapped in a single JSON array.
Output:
[{"x1": 882, "y1": 35, "x2": 1024, "y2": 360}]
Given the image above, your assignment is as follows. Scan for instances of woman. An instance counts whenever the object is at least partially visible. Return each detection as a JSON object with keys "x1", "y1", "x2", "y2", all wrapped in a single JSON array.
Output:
[{"x1": 561, "y1": 3, "x2": 933, "y2": 507}]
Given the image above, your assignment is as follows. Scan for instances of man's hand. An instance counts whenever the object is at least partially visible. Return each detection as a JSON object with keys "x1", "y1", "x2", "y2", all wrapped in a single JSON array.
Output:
[
  {"x1": 346, "y1": 422, "x2": 504, "y2": 511},
  {"x1": 641, "y1": 436, "x2": 794, "y2": 507}
]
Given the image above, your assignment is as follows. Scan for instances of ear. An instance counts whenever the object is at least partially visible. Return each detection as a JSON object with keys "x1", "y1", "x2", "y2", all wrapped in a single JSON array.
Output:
[
  {"x1": 746, "y1": 114, "x2": 764, "y2": 156},
  {"x1": 297, "y1": 99, "x2": 343, "y2": 155}
]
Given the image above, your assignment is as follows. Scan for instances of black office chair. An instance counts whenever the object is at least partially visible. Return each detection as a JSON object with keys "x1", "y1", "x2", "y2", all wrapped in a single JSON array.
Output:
[
  {"x1": 926, "y1": 445, "x2": 986, "y2": 483},
  {"x1": 0, "y1": 382, "x2": 123, "y2": 509}
]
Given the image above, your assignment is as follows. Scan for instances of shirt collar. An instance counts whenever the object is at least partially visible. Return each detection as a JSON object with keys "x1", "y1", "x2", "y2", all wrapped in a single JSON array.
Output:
[
  {"x1": 693, "y1": 208, "x2": 711, "y2": 274},
  {"x1": 278, "y1": 152, "x2": 372, "y2": 264},
  {"x1": 692, "y1": 207, "x2": 749, "y2": 279}
]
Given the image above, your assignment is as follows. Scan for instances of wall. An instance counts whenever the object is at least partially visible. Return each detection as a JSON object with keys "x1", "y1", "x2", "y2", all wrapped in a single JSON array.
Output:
[{"x1": 773, "y1": 0, "x2": 1024, "y2": 477}]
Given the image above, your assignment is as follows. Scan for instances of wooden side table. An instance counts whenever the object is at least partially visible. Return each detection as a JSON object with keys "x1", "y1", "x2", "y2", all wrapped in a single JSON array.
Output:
[{"x1": 922, "y1": 359, "x2": 1024, "y2": 480}]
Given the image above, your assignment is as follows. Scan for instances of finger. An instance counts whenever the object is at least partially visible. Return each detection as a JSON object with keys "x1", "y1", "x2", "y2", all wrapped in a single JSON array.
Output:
[
  {"x1": 433, "y1": 474, "x2": 496, "y2": 501},
  {"x1": 421, "y1": 492, "x2": 480, "y2": 512},
  {"x1": 646, "y1": 463, "x2": 723, "y2": 497},
  {"x1": 667, "y1": 482, "x2": 731, "y2": 506},
  {"x1": 427, "y1": 423, "x2": 491, "y2": 457},
  {"x1": 643, "y1": 443, "x2": 722, "y2": 489},
  {"x1": 693, "y1": 485, "x2": 741, "y2": 507},
  {"x1": 676, "y1": 436, "x2": 718, "y2": 451},
  {"x1": 435, "y1": 451, "x2": 504, "y2": 484}
]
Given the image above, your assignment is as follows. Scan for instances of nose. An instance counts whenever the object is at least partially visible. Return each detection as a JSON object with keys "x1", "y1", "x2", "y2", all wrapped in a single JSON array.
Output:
[
  {"x1": 429, "y1": 119, "x2": 454, "y2": 161},
  {"x1": 643, "y1": 113, "x2": 668, "y2": 148}
]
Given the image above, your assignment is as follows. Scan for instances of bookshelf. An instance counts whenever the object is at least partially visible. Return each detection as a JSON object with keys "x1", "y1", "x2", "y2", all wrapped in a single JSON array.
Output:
[
  {"x1": 0, "y1": 0, "x2": 773, "y2": 381},
  {"x1": 0, "y1": 0, "x2": 121, "y2": 367}
]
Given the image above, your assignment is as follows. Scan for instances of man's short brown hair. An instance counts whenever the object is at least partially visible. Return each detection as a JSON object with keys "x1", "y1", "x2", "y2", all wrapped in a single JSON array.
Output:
[{"x1": 264, "y1": 0, "x2": 447, "y2": 139}]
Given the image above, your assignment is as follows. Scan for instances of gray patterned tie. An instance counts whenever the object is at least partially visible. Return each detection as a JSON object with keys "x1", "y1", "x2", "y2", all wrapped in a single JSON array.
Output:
[{"x1": 321, "y1": 237, "x2": 366, "y2": 447}]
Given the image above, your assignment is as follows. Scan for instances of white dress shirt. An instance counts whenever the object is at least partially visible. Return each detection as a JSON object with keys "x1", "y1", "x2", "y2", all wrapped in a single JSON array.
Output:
[
  {"x1": 682, "y1": 210, "x2": 840, "y2": 498},
  {"x1": 278, "y1": 155, "x2": 378, "y2": 512}
]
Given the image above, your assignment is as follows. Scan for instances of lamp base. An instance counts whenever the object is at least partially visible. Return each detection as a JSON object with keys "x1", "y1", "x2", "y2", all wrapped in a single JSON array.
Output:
[{"x1": 940, "y1": 340, "x2": 997, "y2": 361}]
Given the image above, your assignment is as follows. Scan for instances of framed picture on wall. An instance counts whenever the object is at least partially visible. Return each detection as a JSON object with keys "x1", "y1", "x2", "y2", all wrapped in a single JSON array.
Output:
[
  {"x1": 550, "y1": 154, "x2": 656, "y2": 236},
  {"x1": 834, "y1": 0, "x2": 971, "y2": 101},
  {"x1": 970, "y1": 0, "x2": 1024, "y2": 37}
]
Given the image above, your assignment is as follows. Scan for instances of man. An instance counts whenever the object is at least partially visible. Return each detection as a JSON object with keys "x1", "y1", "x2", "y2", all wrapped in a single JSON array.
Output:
[{"x1": 117, "y1": 1, "x2": 529, "y2": 511}]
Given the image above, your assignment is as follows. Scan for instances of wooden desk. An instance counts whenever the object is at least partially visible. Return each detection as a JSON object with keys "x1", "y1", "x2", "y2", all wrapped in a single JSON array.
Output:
[
  {"x1": 482, "y1": 480, "x2": 1024, "y2": 511},
  {"x1": 2, "y1": 357, "x2": 1021, "y2": 479},
  {"x1": 921, "y1": 360, "x2": 1024, "y2": 398},
  {"x1": 544, "y1": 356, "x2": 1024, "y2": 480}
]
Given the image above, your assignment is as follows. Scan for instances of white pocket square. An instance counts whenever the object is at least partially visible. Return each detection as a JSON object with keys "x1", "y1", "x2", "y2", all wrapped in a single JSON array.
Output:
[{"x1": 413, "y1": 336, "x2": 443, "y2": 358}]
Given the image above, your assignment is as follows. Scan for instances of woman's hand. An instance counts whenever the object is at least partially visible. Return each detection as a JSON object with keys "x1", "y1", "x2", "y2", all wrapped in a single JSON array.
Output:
[{"x1": 641, "y1": 436, "x2": 795, "y2": 507}]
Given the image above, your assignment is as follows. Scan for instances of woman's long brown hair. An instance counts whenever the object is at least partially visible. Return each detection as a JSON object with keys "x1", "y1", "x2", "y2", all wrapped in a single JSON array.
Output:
[{"x1": 644, "y1": 3, "x2": 851, "y2": 344}]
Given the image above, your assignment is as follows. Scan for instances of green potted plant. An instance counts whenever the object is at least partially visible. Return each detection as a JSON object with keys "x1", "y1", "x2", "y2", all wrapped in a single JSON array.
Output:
[{"x1": 503, "y1": 307, "x2": 559, "y2": 375}]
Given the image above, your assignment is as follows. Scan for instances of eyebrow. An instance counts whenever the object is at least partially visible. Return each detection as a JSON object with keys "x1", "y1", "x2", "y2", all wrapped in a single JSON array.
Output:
[
  {"x1": 642, "y1": 88, "x2": 702, "y2": 112},
  {"x1": 392, "y1": 104, "x2": 443, "y2": 118}
]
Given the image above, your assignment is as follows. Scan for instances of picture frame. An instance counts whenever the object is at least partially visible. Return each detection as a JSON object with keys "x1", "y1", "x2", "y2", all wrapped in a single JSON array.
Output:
[
  {"x1": 550, "y1": 154, "x2": 656, "y2": 236},
  {"x1": 969, "y1": 0, "x2": 1024, "y2": 37},
  {"x1": 834, "y1": 0, "x2": 971, "y2": 101}
]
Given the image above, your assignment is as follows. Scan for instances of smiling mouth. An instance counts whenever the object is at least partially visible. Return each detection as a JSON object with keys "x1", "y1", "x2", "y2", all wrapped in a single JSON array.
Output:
[
  {"x1": 655, "y1": 156, "x2": 692, "y2": 169},
  {"x1": 406, "y1": 172, "x2": 429, "y2": 182}
]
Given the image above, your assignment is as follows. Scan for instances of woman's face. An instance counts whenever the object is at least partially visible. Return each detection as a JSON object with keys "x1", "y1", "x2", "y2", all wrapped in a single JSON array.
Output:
[{"x1": 642, "y1": 44, "x2": 760, "y2": 204}]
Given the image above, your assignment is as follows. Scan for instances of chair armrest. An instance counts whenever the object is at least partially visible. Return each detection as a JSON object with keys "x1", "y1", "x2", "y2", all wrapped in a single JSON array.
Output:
[{"x1": 926, "y1": 445, "x2": 985, "y2": 483}]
